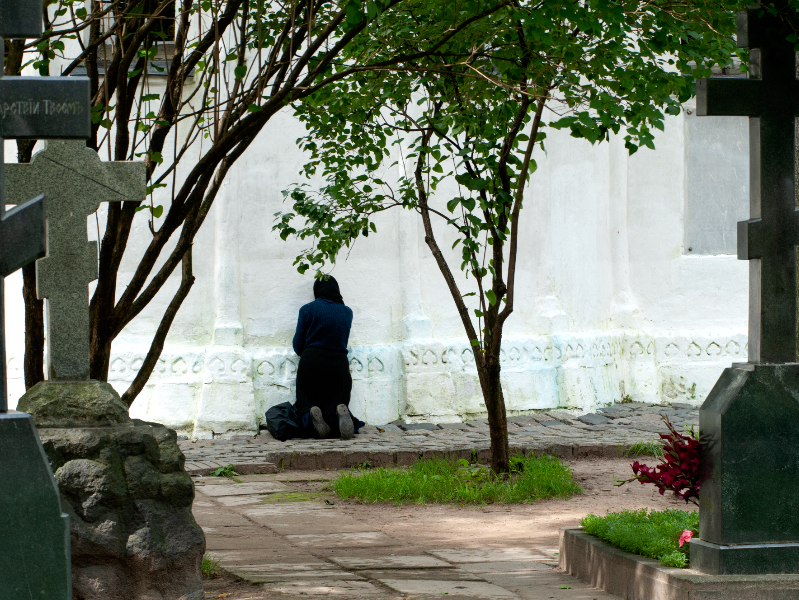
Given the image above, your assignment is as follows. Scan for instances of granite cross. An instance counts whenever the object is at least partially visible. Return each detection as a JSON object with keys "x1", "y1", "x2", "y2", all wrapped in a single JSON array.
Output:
[
  {"x1": 0, "y1": 5, "x2": 90, "y2": 406},
  {"x1": 697, "y1": 4, "x2": 799, "y2": 363},
  {"x1": 5, "y1": 141, "x2": 146, "y2": 381}
]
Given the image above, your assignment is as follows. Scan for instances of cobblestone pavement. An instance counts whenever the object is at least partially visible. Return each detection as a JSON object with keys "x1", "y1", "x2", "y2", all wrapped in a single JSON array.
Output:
[
  {"x1": 182, "y1": 402, "x2": 697, "y2": 475},
  {"x1": 195, "y1": 470, "x2": 627, "y2": 600}
]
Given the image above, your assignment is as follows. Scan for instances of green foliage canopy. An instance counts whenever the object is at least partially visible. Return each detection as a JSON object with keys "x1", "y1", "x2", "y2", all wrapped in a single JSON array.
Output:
[{"x1": 275, "y1": 0, "x2": 744, "y2": 349}]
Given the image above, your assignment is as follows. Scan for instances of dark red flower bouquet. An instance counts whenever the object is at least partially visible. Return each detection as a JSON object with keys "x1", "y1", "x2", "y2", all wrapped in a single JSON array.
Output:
[{"x1": 618, "y1": 416, "x2": 701, "y2": 505}]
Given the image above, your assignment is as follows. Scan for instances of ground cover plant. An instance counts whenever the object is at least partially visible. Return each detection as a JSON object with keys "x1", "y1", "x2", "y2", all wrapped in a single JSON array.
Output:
[
  {"x1": 331, "y1": 454, "x2": 581, "y2": 504},
  {"x1": 581, "y1": 509, "x2": 698, "y2": 568}
]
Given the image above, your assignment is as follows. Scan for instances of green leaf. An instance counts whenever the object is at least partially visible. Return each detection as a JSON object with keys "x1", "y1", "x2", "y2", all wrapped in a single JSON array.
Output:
[
  {"x1": 234, "y1": 65, "x2": 247, "y2": 80},
  {"x1": 486, "y1": 290, "x2": 497, "y2": 306},
  {"x1": 447, "y1": 197, "x2": 460, "y2": 212},
  {"x1": 146, "y1": 183, "x2": 167, "y2": 194}
]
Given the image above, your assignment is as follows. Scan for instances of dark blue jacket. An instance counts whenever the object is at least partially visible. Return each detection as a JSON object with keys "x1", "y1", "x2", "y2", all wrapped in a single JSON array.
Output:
[{"x1": 292, "y1": 298, "x2": 353, "y2": 355}]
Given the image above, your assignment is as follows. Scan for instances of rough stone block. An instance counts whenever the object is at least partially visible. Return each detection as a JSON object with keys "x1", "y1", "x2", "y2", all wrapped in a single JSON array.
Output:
[
  {"x1": 18, "y1": 380, "x2": 132, "y2": 428},
  {"x1": 395, "y1": 450, "x2": 420, "y2": 466},
  {"x1": 365, "y1": 451, "x2": 394, "y2": 467},
  {"x1": 319, "y1": 450, "x2": 345, "y2": 469},
  {"x1": 577, "y1": 413, "x2": 611, "y2": 426},
  {"x1": 343, "y1": 450, "x2": 369, "y2": 467},
  {"x1": 38, "y1": 421, "x2": 204, "y2": 600}
]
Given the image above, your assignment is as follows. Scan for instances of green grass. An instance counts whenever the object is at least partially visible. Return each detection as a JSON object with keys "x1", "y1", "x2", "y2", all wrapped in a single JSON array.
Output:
[
  {"x1": 581, "y1": 509, "x2": 698, "y2": 568},
  {"x1": 201, "y1": 553, "x2": 220, "y2": 578},
  {"x1": 625, "y1": 440, "x2": 664, "y2": 457},
  {"x1": 331, "y1": 454, "x2": 582, "y2": 505}
]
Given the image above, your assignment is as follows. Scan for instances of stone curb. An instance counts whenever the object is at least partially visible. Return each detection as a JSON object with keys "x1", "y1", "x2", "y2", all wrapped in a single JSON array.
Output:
[
  {"x1": 187, "y1": 441, "x2": 642, "y2": 473},
  {"x1": 559, "y1": 528, "x2": 799, "y2": 600}
]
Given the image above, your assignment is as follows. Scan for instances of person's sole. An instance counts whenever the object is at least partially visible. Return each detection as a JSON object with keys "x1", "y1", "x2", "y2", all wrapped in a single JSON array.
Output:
[
  {"x1": 337, "y1": 404, "x2": 355, "y2": 440},
  {"x1": 310, "y1": 406, "x2": 331, "y2": 439}
]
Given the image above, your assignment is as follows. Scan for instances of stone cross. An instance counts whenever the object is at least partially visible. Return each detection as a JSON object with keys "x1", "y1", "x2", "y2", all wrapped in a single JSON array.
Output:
[
  {"x1": 5, "y1": 141, "x2": 146, "y2": 381},
  {"x1": 0, "y1": 7, "x2": 90, "y2": 405},
  {"x1": 697, "y1": 4, "x2": 799, "y2": 364}
]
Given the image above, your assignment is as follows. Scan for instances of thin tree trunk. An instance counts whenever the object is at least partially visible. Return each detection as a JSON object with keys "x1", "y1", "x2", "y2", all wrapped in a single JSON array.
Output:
[
  {"x1": 481, "y1": 354, "x2": 509, "y2": 473},
  {"x1": 121, "y1": 247, "x2": 195, "y2": 406},
  {"x1": 22, "y1": 264, "x2": 44, "y2": 389}
]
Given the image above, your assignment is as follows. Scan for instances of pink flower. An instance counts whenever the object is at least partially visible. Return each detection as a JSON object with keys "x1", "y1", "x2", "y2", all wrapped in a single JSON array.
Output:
[{"x1": 678, "y1": 529, "x2": 694, "y2": 547}]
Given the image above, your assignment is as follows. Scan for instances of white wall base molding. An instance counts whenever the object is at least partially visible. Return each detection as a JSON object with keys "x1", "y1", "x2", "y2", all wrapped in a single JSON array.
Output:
[{"x1": 71, "y1": 329, "x2": 746, "y2": 438}]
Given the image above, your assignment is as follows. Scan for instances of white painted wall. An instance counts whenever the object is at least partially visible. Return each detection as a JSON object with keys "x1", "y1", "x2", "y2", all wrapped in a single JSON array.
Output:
[{"x1": 4, "y1": 97, "x2": 750, "y2": 437}]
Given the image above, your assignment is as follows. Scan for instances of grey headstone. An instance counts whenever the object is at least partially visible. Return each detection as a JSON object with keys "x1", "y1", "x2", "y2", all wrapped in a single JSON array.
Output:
[
  {"x1": 6, "y1": 140, "x2": 146, "y2": 380},
  {"x1": 0, "y1": 412, "x2": 71, "y2": 597},
  {"x1": 577, "y1": 413, "x2": 611, "y2": 426}
]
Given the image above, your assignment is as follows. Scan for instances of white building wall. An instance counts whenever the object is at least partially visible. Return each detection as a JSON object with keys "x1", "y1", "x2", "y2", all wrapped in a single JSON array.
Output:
[{"x1": 4, "y1": 99, "x2": 750, "y2": 437}]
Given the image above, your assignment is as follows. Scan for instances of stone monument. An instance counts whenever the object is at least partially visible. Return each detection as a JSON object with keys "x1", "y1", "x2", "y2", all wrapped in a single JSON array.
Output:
[
  {"x1": 0, "y1": 2, "x2": 90, "y2": 598},
  {"x1": 691, "y1": 3, "x2": 799, "y2": 574},
  {"x1": 7, "y1": 140, "x2": 206, "y2": 599},
  {"x1": 0, "y1": 9, "x2": 204, "y2": 600}
]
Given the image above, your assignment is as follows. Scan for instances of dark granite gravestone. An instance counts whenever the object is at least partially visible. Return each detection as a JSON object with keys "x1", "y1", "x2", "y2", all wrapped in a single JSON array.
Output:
[
  {"x1": 691, "y1": 3, "x2": 799, "y2": 575},
  {"x1": 0, "y1": 2, "x2": 90, "y2": 597}
]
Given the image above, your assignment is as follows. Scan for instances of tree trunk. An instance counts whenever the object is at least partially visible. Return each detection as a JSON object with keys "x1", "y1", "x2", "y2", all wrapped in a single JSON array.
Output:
[
  {"x1": 22, "y1": 263, "x2": 44, "y2": 389},
  {"x1": 481, "y1": 354, "x2": 509, "y2": 473}
]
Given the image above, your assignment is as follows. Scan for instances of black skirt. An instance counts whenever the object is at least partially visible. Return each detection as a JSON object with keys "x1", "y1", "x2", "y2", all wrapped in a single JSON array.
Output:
[{"x1": 295, "y1": 347, "x2": 358, "y2": 436}]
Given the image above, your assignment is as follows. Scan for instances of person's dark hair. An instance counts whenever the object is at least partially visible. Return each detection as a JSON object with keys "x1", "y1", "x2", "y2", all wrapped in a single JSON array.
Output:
[{"x1": 313, "y1": 275, "x2": 344, "y2": 304}]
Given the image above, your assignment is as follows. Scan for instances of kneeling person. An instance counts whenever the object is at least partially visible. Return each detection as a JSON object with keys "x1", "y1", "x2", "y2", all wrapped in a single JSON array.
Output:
[{"x1": 292, "y1": 275, "x2": 361, "y2": 439}]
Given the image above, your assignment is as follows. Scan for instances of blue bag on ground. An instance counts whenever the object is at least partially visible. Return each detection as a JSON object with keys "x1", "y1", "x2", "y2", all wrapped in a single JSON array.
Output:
[{"x1": 265, "y1": 402, "x2": 304, "y2": 442}]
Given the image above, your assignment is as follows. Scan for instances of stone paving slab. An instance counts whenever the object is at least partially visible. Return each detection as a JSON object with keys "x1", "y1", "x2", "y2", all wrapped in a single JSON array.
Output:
[
  {"x1": 330, "y1": 555, "x2": 453, "y2": 570},
  {"x1": 378, "y1": 579, "x2": 519, "y2": 599},
  {"x1": 194, "y1": 472, "x2": 627, "y2": 599},
  {"x1": 181, "y1": 403, "x2": 698, "y2": 474},
  {"x1": 429, "y1": 548, "x2": 551, "y2": 563}
]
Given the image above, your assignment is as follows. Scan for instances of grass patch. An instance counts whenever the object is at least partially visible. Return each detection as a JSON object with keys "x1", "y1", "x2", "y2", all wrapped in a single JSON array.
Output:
[
  {"x1": 625, "y1": 440, "x2": 663, "y2": 458},
  {"x1": 581, "y1": 509, "x2": 698, "y2": 568},
  {"x1": 201, "y1": 553, "x2": 220, "y2": 578},
  {"x1": 331, "y1": 454, "x2": 581, "y2": 505}
]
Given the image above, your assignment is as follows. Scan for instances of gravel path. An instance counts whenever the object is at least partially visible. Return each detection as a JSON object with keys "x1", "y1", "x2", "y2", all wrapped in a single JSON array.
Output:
[{"x1": 181, "y1": 402, "x2": 697, "y2": 474}]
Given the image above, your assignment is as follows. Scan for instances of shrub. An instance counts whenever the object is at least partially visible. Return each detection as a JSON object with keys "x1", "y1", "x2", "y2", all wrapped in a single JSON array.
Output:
[
  {"x1": 617, "y1": 417, "x2": 700, "y2": 504},
  {"x1": 581, "y1": 509, "x2": 698, "y2": 568}
]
